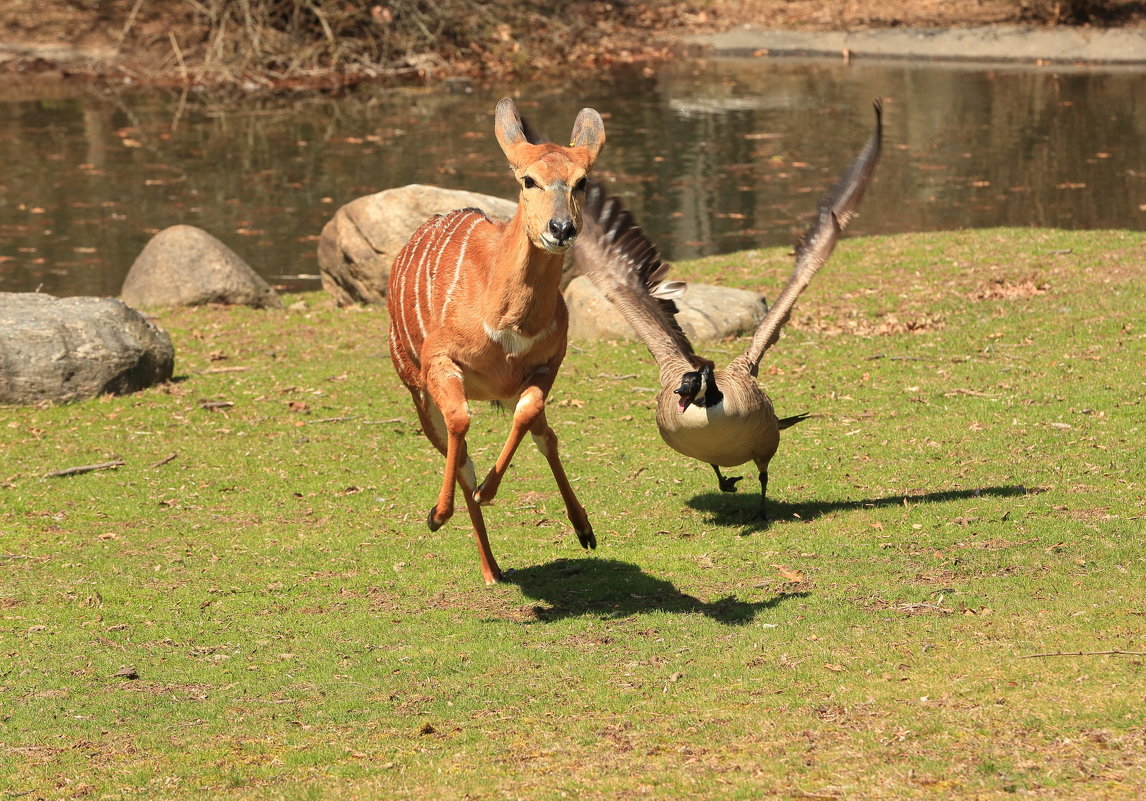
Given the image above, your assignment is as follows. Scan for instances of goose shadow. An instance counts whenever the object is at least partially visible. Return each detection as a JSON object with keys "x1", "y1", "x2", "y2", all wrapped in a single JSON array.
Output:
[
  {"x1": 501, "y1": 557, "x2": 805, "y2": 626},
  {"x1": 687, "y1": 484, "x2": 1041, "y2": 535}
]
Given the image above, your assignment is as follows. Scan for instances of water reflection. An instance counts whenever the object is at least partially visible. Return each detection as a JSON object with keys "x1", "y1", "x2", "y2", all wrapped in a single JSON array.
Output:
[{"x1": 0, "y1": 57, "x2": 1143, "y2": 297}]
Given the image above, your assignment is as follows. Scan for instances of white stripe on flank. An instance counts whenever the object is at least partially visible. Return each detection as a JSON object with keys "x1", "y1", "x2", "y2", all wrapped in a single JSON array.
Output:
[
  {"x1": 390, "y1": 247, "x2": 413, "y2": 360},
  {"x1": 389, "y1": 326, "x2": 417, "y2": 372},
  {"x1": 420, "y1": 212, "x2": 469, "y2": 333},
  {"x1": 409, "y1": 221, "x2": 440, "y2": 339},
  {"x1": 407, "y1": 217, "x2": 442, "y2": 340},
  {"x1": 440, "y1": 214, "x2": 485, "y2": 324}
]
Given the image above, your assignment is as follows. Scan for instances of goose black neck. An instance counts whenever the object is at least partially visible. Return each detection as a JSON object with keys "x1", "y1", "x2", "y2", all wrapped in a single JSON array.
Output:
[{"x1": 694, "y1": 365, "x2": 723, "y2": 408}]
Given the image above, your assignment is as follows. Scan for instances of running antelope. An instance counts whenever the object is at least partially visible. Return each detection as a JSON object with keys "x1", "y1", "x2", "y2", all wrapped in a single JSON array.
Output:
[
  {"x1": 575, "y1": 101, "x2": 881, "y2": 520},
  {"x1": 388, "y1": 98, "x2": 605, "y2": 584}
]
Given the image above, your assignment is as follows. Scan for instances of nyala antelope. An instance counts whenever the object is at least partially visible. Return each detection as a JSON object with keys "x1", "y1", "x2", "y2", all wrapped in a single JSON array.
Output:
[
  {"x1": 575, "y1": 101, "x2": 882, "y2": 521},
  {"x1": 388, "y1": 98, "x2": 605, "y2": 584}
]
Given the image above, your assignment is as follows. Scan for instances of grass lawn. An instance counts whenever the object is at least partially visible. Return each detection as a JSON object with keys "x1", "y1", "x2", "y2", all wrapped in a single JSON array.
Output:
[{"x1": 2, "y1": 227, "x2": 1143, "y2": 800}]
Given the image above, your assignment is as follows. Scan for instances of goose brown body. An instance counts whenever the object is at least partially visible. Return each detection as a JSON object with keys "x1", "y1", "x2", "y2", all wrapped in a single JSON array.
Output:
[
  {"x1": 655, "y1": 368, "x2": 778, "y2": 469},
  {"x1": 576, "y1": 101, "x2": 882, "y2": 517}
]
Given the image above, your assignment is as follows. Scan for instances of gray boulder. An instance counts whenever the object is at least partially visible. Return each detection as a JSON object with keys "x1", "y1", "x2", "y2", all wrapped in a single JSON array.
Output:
[
  {"x1": 317, "y1": 184, "x2": 517, "y2": 307},
  {"x1": 565, "y1": 277, "x2": 767, "y2": 342},
  {"x1": 121, "y1": 225, "x2": 281, "y2": 309},
  {"x1": 0, "y1": 293, "x2": 174, "y2": 405}
]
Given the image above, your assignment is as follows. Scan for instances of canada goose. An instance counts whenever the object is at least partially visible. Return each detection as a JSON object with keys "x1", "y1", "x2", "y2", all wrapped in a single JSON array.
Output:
[{"x1": 575, "y1": 101, "x2": 882, "y2": 520}]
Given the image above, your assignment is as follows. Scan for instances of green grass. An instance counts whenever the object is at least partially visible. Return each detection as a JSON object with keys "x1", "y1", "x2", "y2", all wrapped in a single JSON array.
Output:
[{"x1": 2, "y1": 228, "x2": 1143, "y2": 800}]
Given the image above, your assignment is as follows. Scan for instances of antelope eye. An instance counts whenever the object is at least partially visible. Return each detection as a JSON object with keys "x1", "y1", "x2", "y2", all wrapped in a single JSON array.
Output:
[
  {"x1": 574, "y1": 177, "x2": 588, "y2": 192},
  {"x1": 522, "y1": 176, "x2": 537, "y2": 189}
]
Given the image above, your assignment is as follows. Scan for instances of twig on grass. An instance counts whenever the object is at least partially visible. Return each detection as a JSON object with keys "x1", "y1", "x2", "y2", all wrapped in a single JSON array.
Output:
[
  {"x1": 45, "y1": 461, "x2": 125, "y2": 478},
  {"x1": 943, "y1": 388, "x2": 997, "y2": 398},
  {"x1": 149, "y1": 453, "x2": 178, "y2": 469},
  {"x1": 1018, "y1": 649, "x2": 1145, "y2": 659}
]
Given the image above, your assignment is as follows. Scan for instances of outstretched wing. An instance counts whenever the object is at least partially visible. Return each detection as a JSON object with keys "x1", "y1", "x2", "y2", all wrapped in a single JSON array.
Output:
[
  {"x1": 575, "y1": 183, "x2": 709, "y2": 373},
  {"x1": 734, "y1": 100, "x2": 883, "y2": 376}
]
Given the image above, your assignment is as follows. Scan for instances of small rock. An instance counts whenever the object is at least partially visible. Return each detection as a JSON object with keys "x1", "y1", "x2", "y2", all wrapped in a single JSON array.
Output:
[
  {"x1": 121, "y1": 225, "x2": 281, "y2": 309},
  {"x1": 564, "y1": 276, "x2": 767, "y2": 342},
  {"x1": 0, "y1": 293, "x2": 175, "y2": 405}
]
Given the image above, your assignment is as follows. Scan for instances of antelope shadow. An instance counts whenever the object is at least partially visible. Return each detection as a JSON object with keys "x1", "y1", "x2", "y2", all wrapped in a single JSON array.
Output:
[
  {"x1": 687, "y1": 484, "x2": 1040, "y2": 535},
  {"x1": 502, "y1": 557, "x2": 805, "y2": 626}
]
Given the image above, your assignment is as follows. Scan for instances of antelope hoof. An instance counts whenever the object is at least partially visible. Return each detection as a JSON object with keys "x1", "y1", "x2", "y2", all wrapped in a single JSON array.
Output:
[
  {"x1": 473, "y1": 479, "x2": 499, "y2": 506},
  {"x1": 577, "y1": 527, "x2": 597, "y2": 550},
  {"x1": 718, "y1": 474, "x2": 743, "y2": 493},
  {"x1": 427, "y1": 505, "x2": 451, "y2": 532}
]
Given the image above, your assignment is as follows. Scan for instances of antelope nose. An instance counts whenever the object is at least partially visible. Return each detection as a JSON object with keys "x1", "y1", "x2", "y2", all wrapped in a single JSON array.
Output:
[{"x1": 549, "y1": 219, "x2": 577, "y2": 244}]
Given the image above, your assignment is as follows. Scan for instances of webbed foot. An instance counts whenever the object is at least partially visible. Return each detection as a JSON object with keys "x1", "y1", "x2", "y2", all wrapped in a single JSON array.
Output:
[{"x1": 712, "y1": 465, "x2": 743, "y2": 493}]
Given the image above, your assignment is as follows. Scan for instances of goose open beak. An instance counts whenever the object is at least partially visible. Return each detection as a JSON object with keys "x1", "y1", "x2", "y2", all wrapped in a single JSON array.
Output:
[{"x1": 673, "y1": 388, "x2": 693, "y2": 414}]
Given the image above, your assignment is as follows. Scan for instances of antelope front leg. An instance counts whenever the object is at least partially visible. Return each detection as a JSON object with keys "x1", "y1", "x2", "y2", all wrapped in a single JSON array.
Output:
[
  {"x1": 473, "y1": 384, "x2": 545, "y2": 506},
  {"x1": 529, "y1": 409, "x2": 595, "y2": 549},
  {"x1": 423, "y1": 361, "x2": 502, "y2": 583},
  {"x1": 423, "y1": 360, "x2": 471, "y2": 532}
]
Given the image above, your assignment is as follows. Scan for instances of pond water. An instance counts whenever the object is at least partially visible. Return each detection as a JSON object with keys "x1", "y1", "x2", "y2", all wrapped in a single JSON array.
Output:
[{"x1": 1, "y1": 56, "x2": 1143, "y2": 297}]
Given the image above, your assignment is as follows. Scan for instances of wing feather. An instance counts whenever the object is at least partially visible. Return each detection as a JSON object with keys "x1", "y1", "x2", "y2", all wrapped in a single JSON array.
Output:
[
  {"x1": 734, "y1": 100, "x2": 883, "y2": 376},
  {"x1": 574, "y1": 184, "x2": 707, "y2": 371}
]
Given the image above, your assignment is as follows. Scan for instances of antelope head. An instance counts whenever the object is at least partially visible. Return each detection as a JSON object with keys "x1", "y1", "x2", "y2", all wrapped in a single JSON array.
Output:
[{"x1": 494, "y1": 98, "x2": 606, "y2": 254}]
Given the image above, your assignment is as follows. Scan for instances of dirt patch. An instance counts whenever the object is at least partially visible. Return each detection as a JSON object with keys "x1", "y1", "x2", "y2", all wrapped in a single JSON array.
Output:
[
  {"x1": 969, "y1": 277, "x2": 1051, "y2": 301},
  {"x1": 794, "y1": 308, "x2": 946, "y2": 337},
  {"x1": 2, "y1": 1, "x2": 1144, "y2": 89}
]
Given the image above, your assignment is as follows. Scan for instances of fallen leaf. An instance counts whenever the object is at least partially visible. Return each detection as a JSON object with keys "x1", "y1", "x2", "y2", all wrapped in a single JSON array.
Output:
[{"x1": 772, "y1": 564, "x2": 805, "y2": 583}]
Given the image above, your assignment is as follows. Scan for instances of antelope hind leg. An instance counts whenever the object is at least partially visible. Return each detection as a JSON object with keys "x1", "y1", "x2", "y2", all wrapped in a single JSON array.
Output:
[{"x1": 456, "y1": 458, "x2": 502, "y2": 584}]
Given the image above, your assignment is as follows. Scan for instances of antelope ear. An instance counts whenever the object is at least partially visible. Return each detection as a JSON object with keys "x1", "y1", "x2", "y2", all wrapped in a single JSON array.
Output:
[
  {"x1": 569, "y1": 108, "x2": 605, "y2": 164},
  {"x1": 494, "y1": 98, "x2": 528, "y2": 160}
]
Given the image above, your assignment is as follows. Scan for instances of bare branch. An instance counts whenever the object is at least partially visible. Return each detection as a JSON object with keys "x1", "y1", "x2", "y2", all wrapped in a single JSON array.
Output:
[{"x1": 45, "y1": 461, "x2": 126, "y2": 478}]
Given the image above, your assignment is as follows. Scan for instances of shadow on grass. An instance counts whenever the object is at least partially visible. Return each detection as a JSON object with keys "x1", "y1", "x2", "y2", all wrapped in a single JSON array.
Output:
[
  {"x1": 687, "y1": 484, "x2": 1039, "y2": 535},
  {"x1": 503, "y1": 557, "x2": 804, "y2": 626}
]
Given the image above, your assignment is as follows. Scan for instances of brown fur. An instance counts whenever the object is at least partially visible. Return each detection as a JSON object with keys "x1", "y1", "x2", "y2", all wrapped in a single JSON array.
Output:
[{"x1": 388, "y1": 98, "x2": 605, "y2": 584}]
